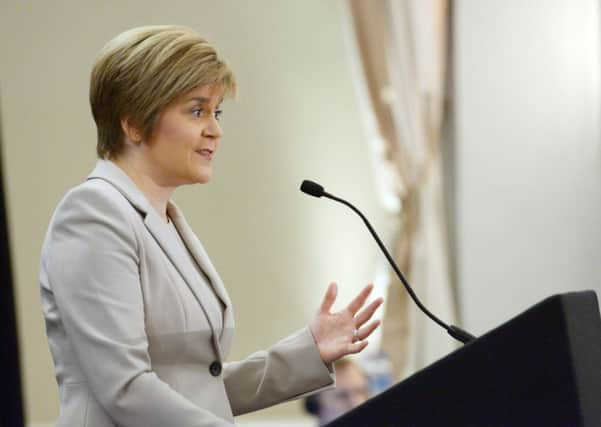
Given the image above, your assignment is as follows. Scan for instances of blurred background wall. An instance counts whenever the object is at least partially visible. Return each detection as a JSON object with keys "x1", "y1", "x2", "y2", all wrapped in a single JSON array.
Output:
[
  {"x1": 0, "y1": 0, "x2": 600, "y2": 425},
  {"x1": 453, "y1": 0, "x2": 601, "y2": 333}
]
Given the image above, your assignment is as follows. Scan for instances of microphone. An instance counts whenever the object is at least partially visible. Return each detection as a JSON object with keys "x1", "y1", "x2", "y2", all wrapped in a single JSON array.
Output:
[
  {"x1": 300, "y1": 180, "x2": 325, "y2": 198},
  {"x1": 300, "y1": 179, "x2": 476, "y2": 344}
]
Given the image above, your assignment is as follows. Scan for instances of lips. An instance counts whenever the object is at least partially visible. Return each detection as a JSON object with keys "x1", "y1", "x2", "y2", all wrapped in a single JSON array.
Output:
[{"x1": 195, "y1": 148, "x2": 214, "y2": 160}]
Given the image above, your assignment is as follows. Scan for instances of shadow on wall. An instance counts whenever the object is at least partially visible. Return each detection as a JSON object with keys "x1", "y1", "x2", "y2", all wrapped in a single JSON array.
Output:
[{"x1": 0, "y1": 94, "x2": 25, "y2": 426}]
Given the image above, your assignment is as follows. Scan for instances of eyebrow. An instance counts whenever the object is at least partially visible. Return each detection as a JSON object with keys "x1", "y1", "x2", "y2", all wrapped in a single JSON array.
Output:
[{"x1": 185, "y1": 96, "x2": 223, "y2": 105}]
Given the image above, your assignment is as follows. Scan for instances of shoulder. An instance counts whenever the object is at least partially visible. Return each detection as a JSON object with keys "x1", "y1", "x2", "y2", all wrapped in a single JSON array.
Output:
[
  {"x1": 52, "y1": 178, "x2": 141, "y2": 227},
  {"x1": 61, "y1": 178, "x2": 135, "y2": 214},
  {"x1": 43, "y1": 179, "x2": 141, "y2": 257}
]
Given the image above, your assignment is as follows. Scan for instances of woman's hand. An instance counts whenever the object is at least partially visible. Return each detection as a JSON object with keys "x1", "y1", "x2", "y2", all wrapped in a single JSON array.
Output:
[{"x1": 310, "y1": 282, "x2": 383, "y2": 365}]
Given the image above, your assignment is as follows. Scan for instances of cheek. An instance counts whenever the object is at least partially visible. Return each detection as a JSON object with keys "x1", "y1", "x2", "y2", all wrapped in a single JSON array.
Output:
[
  {"x1": 153, "y1": 126, "x2": 196, "y2": 158},
  {"x1": 162, "y1": 124, "x2": 188, "y2": 146}
]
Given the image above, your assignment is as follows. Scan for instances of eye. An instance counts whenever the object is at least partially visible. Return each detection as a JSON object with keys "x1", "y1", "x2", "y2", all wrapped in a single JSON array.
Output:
[{"x1": 191, "y1": 108, "x2": 222, "y2": 120}]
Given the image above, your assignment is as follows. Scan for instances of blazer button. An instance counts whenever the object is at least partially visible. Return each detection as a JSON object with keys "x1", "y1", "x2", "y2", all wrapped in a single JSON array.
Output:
[{"x1": 209, "y1": 361, "x2": 222, "y2": 377}]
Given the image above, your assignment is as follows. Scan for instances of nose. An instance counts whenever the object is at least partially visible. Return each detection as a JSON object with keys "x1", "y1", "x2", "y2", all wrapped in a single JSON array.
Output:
[{"x1": 203, "y1": 115, "x2": 223, "y2": 140}]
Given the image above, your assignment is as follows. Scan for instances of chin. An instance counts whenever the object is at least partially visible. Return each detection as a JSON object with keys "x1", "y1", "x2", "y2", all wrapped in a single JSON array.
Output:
[
  {"x1": 193, "y1": 172, "x2": 212, "y2": 184},
  {"x1": 182, "y1": 164, "x2": 212, "y2": 185}
]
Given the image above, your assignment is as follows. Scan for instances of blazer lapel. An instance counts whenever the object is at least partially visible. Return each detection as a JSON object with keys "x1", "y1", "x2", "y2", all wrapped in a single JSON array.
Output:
[
  {"x1": 87, "y1": 160, "x2": 226, "y2": 359},
  {"x1": 167, "y1": 203, "x2": 233, "y2": 340},
  {"x1": 143, "y1": 210, "x2": 225, "y2": 359}
]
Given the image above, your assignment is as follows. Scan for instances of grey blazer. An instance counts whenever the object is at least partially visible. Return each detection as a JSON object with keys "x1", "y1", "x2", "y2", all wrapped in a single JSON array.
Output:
[{"x1": 40, "y1": 160, "x2": 334, "y2": 427}]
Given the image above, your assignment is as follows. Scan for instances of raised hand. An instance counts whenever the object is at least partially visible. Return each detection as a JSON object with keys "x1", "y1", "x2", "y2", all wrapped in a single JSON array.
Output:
[{"x1": 309, "y1": 282, "x2": 383, "y2": 365}]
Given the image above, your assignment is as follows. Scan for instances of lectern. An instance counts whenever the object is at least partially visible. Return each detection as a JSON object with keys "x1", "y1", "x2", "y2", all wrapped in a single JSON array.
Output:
[{"x1": 326, "y1": 291, "x2": 601, "y2": 427}]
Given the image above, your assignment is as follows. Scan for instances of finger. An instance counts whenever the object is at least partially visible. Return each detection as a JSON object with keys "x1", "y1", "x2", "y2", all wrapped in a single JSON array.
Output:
[
  {"x1": 348, "y1": 339, "x2": 369, "y2": 354},
  {"x1": 356, "y1": 319, "x2": 381, "y2": 341},
  {"x1": 354, "y1": 297, "x2": 384, "y2": 328},
  {"x1": 319, "y1": 282, "x2": 338, "y2": 314},
  {"x1": 347, "y1": 283, "x2": 374, "y2": 315}
]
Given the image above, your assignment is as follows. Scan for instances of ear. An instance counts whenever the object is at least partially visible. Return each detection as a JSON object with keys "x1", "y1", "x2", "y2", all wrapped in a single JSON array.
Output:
[{"x1": 120, "y1": 118, "x2": 142, "y2": 143}]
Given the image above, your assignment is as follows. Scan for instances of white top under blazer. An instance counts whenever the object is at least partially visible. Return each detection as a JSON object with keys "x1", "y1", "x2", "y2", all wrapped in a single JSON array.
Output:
[{"x1": 40, "y1": 159, "x2": 334, "y2": 427}]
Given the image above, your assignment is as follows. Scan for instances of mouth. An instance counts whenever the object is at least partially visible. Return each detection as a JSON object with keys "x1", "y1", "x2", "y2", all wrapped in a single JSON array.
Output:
[{"x1": 195, "y1": 148, "x2": 214, "y2": 160}]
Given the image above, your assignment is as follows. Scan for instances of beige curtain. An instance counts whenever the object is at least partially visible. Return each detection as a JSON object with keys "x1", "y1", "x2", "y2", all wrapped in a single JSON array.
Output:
[{"x1": 346, "y1": 0, "x2": 458, "y2": 380}]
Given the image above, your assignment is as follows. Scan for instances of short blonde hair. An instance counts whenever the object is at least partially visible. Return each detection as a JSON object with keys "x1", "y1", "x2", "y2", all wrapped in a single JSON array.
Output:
[{"x1": 90, "y1": 25, "x2": 237, "y2": 159}]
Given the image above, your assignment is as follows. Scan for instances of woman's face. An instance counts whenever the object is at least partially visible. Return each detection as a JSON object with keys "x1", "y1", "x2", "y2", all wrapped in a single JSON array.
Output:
[{"x1": 143, "y1": 84, "x2": 224, "y2": 186}]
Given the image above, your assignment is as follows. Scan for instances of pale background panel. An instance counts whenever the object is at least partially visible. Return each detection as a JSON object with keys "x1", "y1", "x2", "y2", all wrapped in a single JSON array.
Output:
[
  {"x1": 454, "y1": 0, "x2": 601, "y2": 333},
  {"x1": 0, "y1": 0, "x2": 387, "y2": 423}
]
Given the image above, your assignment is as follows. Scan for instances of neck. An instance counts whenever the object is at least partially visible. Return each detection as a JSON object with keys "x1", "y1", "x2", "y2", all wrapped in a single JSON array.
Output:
[{"x1": 112, "y1": 154, "x2": 175, "y2": 223}]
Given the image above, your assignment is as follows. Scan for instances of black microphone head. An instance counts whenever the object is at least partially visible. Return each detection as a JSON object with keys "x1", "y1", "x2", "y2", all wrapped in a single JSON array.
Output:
[{"x1": 300, "y1": 180, "x2": 325, "y2": 198}]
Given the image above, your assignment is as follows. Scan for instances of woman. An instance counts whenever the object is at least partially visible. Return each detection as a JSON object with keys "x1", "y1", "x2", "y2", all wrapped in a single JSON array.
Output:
[{"x1": 40, "y1": 25, "x2": 382, "y2": 427}]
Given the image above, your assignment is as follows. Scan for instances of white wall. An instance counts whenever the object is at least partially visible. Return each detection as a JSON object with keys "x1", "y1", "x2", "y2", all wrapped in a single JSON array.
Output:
[
  {"x1": 0, "y1": 0, "x2": 385, "y2": 423},
  {"x1": 454, "y1": 0, "x2": 601, "y2": 334}
]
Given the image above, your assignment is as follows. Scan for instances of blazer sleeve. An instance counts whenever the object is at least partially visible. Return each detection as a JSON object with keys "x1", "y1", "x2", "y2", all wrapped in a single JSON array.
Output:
[
  {"x1": 44, "y1": 183, "x2": 233, "y2": 427},
  {"x1": 223, "y1": 326, "x2": 335, "y2": 415}
]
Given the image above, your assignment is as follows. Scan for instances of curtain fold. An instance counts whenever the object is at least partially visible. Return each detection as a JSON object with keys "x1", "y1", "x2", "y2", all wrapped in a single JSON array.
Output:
[{"x1": 346, "y1": 0, "x2": 458, "y2": 380}]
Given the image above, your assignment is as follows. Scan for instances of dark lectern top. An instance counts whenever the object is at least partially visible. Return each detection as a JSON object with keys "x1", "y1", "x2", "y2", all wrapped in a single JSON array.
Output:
[{"x1": 326, "y1": 291, "x2": 601, "y2": 427}]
